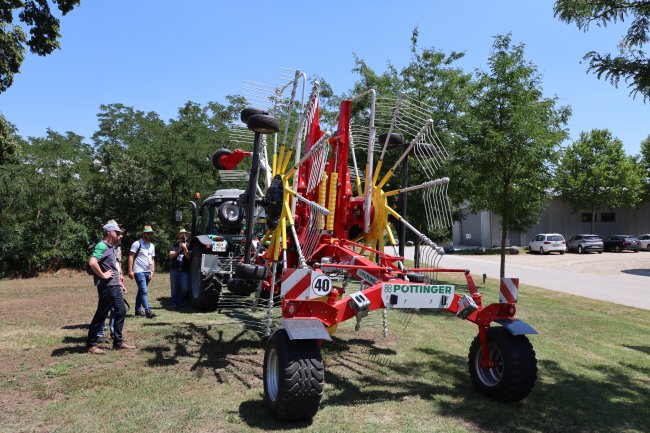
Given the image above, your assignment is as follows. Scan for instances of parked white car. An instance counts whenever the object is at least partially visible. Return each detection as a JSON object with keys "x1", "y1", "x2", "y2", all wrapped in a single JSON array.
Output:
[
  {"x1": 529, "y1": 233, "x2": 566, "y2": 255},
  {"x1": 637, "y1": 234, "x2": 650, "y2": 251}
]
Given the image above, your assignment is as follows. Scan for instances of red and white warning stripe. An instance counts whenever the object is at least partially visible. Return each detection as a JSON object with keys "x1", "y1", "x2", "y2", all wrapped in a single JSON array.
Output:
[
  {"x1": 281, "y1": 268, "x2": 332, "y2": 300},
  {"x1": 499, "y1": 277, "x2": 519, "y2": 304}
]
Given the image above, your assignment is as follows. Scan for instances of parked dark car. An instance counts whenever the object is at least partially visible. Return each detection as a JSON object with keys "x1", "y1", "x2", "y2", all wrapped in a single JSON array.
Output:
[
  {"x1": 603, "y1": 235, "x2": 641, "y2": 252},
  {"x1": 567, "y1": 234, "x2": 604, "y2": 254}
]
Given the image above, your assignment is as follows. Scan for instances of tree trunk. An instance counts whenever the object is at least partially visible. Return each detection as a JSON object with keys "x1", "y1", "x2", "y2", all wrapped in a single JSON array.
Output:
[
  {"x1": 170, "y1": 183, "x2": 177, "y2": 227},
  {"x1": 500, "y1": 182, "x2": 510, "y2": 279},
  {"x1": 500, "y1": 220, "x2": 507, "y2": 279},
  {"x1": 591, "y1": 206, "x2": 596, "y2": 233}
]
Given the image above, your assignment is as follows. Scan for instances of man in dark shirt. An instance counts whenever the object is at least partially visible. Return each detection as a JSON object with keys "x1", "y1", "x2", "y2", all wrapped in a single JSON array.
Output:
[
  {"x1": 86, "y1": 222, "x2": 136, "y2": 354},
  {"x1": 168, "y1": 228, "x2": 191, "y2": 310}
]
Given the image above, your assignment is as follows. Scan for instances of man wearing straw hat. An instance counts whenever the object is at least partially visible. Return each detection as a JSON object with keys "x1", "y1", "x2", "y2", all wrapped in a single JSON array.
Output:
[
  {"x1": 128, "y1": 225, "x2": 157, "y2": 318},
  {"x1": 168, "y1": 228, "x2": 191, "y2": 310}
]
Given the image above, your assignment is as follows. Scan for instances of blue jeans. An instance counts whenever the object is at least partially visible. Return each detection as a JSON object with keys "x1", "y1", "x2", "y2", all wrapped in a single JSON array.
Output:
[
  {"x1": 134, "y1": 272, "x2": 152, "y2": 313},
  {"x1": 170, "y1": 268, "x2": 189, "y2": 309},
  {"x1": 87, "y1": 285, "x2": 126, "y2": 347}
]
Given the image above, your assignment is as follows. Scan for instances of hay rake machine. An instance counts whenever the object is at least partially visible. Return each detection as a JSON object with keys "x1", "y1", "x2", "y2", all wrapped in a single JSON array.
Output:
[{"x1": 223, "y1": 69, "x2": 538, "y2": 421}]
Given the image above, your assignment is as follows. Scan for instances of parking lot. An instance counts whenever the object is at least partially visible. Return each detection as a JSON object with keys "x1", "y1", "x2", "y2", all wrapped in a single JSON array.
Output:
[
  {"x1": 468, "y1": 249, "x2": 650, "y2": 278},
  {"x1": 402, "y1": 247, "x2": 650, "y2": 309}
]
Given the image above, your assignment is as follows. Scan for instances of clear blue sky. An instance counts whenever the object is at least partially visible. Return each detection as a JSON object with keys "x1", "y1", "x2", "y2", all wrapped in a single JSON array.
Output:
[{"x1": 1, "y1": 0, "x2": 647, "y2": 155}]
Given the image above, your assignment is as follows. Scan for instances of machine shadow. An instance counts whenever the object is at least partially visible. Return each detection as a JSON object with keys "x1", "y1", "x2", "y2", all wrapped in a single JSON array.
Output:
[{"x1": 320, "y1": 343, "x2": 650, "y2": 433}]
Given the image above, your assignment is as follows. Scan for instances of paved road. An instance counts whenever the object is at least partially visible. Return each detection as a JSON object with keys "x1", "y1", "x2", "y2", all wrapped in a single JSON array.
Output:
[{"x1": 400, "y1": 247, "x2": 650, "y2": 310}]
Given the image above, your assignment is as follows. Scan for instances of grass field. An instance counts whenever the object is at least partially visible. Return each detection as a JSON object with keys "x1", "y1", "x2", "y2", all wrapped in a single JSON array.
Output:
[{"x1": 0, "y1": 271, "x2": 648, "y2": 433}]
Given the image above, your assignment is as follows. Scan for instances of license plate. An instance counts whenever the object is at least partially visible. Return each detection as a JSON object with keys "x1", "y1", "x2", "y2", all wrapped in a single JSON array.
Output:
[
  {"x1": 211, "y1": 241, "x2": 227, "y2": 252},
  {"x1": 552, "y1": 242, "x2": 560, "y2": 247}
]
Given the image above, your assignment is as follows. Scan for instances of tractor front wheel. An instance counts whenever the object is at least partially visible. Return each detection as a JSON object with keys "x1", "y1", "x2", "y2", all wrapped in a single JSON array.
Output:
[
  {"x1": 468, "y1": 327, "x2": 537, "y2": 402},
  {"x1": 263, "y1": 329, "x2": 324, "y2": 421},
  {"x1": 189, "y1": 254, "x2": 220, "y2": 310}
]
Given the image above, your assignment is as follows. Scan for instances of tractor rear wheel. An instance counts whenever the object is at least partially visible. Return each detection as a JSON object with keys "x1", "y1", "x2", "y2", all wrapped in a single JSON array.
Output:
[
  {"x1": 263, "y1": 329, "x2": 324, "y2": 421},
  {"x1": 468, "y1": 327, "x2": 537, "y2": 402},
  {"x1": 189, "y1": 254, "x2": 219, "y2": 310}
]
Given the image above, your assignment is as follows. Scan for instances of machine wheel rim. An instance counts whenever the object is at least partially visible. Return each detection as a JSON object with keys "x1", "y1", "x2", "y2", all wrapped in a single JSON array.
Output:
[
  {"x1": 474, "y1": 345, "x2": 504, "y2": 387},
  {"x1": 266, "y1": 347, "x2": 279, "y2": 402},
  {"x1": 578, "y1": 246, "x2": 583, "y2": 254}
]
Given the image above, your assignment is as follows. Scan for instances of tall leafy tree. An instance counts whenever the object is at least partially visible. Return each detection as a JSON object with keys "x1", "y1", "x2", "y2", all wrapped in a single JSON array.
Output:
[
  {"x1": 1, "y1": 1, "x2": 81, "y2": 162},
  {"x1": 91, "y1": 100, "x2": 244, "y2": 253},
  {"x1": 0, "y1": 0, "x2": 80, "y2": 92},
  {"x1": 349, "y1": 28, "x2": 477, "y2": 241},
  {"x1": 641, "y1": 134, "x2": 650, "y2": 197},
  {"x1": 461, "y1": 34, "x2": 570, "y2": 277},
  {"x1": 554, "y1": 0, "x2": 650, "y2": 100},
  {"x1": 0, "y1": 129, "x2": 96, "y2": 275},
  {"x1": 556, "y1": 129, "x2": 645, "y2": 233}
]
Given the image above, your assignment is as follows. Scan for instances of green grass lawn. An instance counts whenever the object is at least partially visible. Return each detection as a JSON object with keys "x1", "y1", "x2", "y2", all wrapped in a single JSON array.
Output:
[{"x1": 0, "y1": 272, "x2": 648, "y2": 433}]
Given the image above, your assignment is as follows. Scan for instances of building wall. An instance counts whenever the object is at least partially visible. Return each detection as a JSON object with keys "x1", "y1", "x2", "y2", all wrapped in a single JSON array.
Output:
[
  {"x1": 524, "y1": 198, "x2": 650, "y2": 244},
  {"x1": 453, "y1": 198, "x2": 650, "y2": 247}
]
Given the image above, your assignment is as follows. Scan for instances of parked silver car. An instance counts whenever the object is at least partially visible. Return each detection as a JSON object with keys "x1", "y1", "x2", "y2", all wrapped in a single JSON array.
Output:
[
  {"x1": 567, "y1": 234, "x2": 604, "y2": 254},
  {"x1": 637, "y1": 234, "x2": 650, "y2": 251}
]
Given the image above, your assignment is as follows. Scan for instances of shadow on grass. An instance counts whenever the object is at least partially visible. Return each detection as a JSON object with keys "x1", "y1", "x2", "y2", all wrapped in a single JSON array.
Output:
[
  {"x1": 624, "y1": 345, "x2": 650, "y2": 356},
  {"x1": 238, "y1": 400, "x2": 313, "y2": 431},
  {"x1": 51, "y1": 345, "x2": 88, "y2": 356},
  {"x1": 621, "y1": 268, "x2": 650, "y2": 277},
  {"x1": 141, "y1": 322, "x2": 264, "y2": 388},
  {"x1": 61, "y1": 324, "x2": 89, "y2": 330},
  {"x1": 318, "y1": 343, "x2": 650, "y2": 433}
]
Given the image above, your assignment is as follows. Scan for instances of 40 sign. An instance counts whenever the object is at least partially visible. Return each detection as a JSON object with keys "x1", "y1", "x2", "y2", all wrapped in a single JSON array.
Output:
[
  {"x1": 382, "y1": 283, "x2": 455, "y2": 309},
  {"x1": 311, "y1": 274, "x2": 332, "y2": 297}
]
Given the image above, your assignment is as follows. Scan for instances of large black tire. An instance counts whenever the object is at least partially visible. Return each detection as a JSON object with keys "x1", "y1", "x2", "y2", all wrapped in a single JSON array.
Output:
[
  {"x1": 240, "y1": 107, "x2": 267, "y2": 123},
  {"x1": 468, "y1": 327, "x2": 537, "y2": 402},
  {"x1": 189, "y1": 253, "x2": 220, "y2": 310},
  {"x1": 263, "y1": 329, "x2": 324, "y2": 421},
  {"x1": 578, "y1": 245, "x2": 583, "y2": 254},
  {"x1": 247, "y1": 114, "x2": 280, "y2": 134},
  {"x1": 226, "y1": 277, "x2": 257, "y2": 296},
  {"x1": 212, "y1": 148, "x2": 232, "y2": 170}
]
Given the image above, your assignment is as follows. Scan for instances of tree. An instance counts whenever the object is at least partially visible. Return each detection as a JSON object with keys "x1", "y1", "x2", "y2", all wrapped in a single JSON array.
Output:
[
  {"x1": 556, "y1": 129, "x2": 645, "y2": 233},
  {"x1": 349, "y1": 28, "x2": 477, "y2": 241},
  {"x1": 0, "y1": 0, "x2": 80, "y2": 92},
  {"x1": 0, "y1": 129, "x2": 96, "y2": 275},
  {"x1": 461, "y1": 34, "x2": 570, "y2": 277},
  {"x1": 641, "y1": 134, "x2": 650, "y2": 197},
  {"x1": 1, "y1": 0, "x2": 81, "y2": 163},
  {"x1": 554, "y1": 0, "x2": 650, "y2": 100}
]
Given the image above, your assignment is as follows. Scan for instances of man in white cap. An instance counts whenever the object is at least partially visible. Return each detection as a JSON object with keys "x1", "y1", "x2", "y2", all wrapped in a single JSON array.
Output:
[
  {"x1": 97, "y1": 220, "x2": 128, "y2": 343},
  {"x1": 128, "y1": 225, "x2": 157, "y2": 318},
  {"x1": 86, "y1": 222, "x2": 136, "y2": 354}
]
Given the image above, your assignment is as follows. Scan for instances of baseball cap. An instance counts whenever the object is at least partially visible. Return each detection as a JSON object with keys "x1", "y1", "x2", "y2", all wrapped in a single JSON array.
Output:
[{"x1": 103, "y1": 223, "x2": 123, "y2": 233}]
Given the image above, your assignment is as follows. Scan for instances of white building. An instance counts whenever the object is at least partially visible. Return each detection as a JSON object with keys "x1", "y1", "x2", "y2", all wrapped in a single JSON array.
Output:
[{"x1": 453, "y1": 197, "x2": 650, "y2": 247}]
